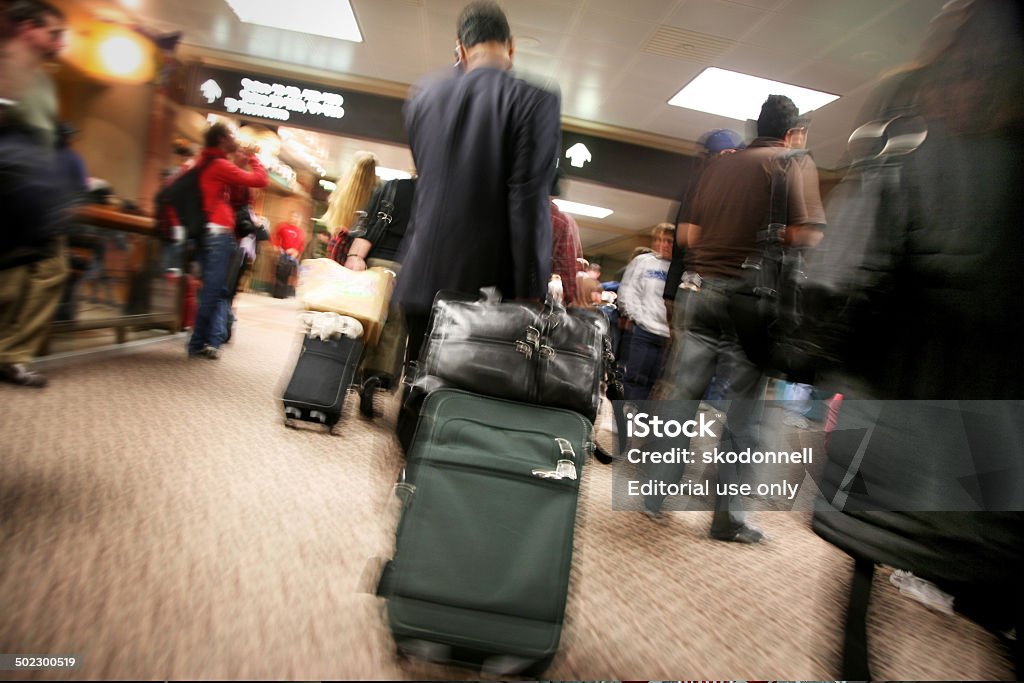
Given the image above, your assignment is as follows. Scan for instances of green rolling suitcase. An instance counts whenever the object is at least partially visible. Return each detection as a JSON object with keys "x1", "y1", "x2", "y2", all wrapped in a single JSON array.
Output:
[{"x1": 377, "y1": 388, "x2": 592, "y2": 676}]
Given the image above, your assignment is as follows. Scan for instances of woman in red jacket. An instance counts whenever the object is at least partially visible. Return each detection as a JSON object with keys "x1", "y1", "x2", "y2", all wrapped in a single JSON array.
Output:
[{"x1": 187, "y1": 122, "x2": 268, "y2": 359}]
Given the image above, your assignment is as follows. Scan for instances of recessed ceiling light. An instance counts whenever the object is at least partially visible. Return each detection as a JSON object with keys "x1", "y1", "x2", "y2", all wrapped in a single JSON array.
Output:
[
  {"x1": 668, "y1": 67, "x2": 839, "y2": 121},
  {"x1": 376, "y1": 167, "x2": 412, "y2": 181},
  {"x1": 553, "y1": 199, "x2": 613, "y2": 219},
  {"x1": 224, "y1": 0, "x2": 363, "y2": 42}
]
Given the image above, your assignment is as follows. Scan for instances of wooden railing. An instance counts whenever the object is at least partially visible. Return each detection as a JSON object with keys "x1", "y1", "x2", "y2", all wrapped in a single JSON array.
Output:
[{"x1": 44, "y1": 205, "x2": 184, "y2": 351}]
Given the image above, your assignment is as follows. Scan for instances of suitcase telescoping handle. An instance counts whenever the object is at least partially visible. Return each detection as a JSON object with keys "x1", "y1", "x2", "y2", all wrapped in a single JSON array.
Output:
[{"x1": 532, "y1": 438, "x2": 578, "y2": 480}]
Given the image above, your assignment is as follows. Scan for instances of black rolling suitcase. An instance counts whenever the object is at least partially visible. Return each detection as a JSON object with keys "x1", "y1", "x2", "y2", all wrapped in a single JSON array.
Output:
[
  {"x1": 377, "y1": 388, "x2": 592, "y2": 676},
  {"x1": 272, "y1": 254, "x2": 295, "y2": 299},
  {"x1": 282, "y1": 334, "x2": 363, "y2": 431}
]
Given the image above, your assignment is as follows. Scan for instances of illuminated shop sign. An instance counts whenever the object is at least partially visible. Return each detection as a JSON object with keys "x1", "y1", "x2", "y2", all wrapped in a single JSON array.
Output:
[
  {"x1": 199, "y1": 76, "x2": 346, "y2": 122},
  {"x1": 184, "y1": 66, "x2": 700, "y2": 199},
  {"x1": 186, "y1": 65, "x2": 407, "y2": 144}
]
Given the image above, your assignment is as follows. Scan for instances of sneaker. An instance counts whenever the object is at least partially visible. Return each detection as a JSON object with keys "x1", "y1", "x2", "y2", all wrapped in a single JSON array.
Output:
[
  {"x1": 642, "y1": 508, "x2": 667, "y2": 525},
  {"x1": 709, "y1": 524, "x2": 766, "y2": 544},
  {"x1": 0, "y1": 362, "x2": 48, "y2": 388},
  {"x1": 359, "y1": 375, "x2": 380, "y2": 418},
  {"x1": 890, "y1": 569, "x2": 954, "y2": 615},
  {"x1": 201, "y1": 345, "x2": 221, "y2": 360}
]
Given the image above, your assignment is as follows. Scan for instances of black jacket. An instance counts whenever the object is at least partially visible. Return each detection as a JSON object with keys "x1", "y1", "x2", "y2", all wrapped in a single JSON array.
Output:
[
  {"x1": 394, "y1": 67, "x2": 561, "y2": 312},
  {"x1": 809, "y1": 68, "x2": 1024, "y2": 599},
  {"x1": 0, "y1": 116, "x2": 71, "y2": 270}
]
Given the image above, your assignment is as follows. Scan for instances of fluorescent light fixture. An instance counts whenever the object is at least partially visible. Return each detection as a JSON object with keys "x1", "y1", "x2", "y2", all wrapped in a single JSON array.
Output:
[
  {"x1": 668, "y1": 67, "x2": 839, "y2": 121},
  {"x1": 224, "y1": 0, "x2": 363, "y2": 42},
  {"x1": 376, "y1": 167, "x2": 413, "y2": 181},
  {"x1": 553, "y1": 199, "x2": 613, "y2": 219}
]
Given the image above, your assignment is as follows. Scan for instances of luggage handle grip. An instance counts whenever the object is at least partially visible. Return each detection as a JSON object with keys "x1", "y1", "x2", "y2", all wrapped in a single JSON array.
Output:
[{"x1": 531, "y1": 459, "x2": 577, "y2": 481}]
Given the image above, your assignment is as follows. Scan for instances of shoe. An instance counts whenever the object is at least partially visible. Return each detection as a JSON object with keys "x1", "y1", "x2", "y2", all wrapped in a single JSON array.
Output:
[
  {"x1": 0, "y1": 363, "x2": 48, "y2": 388},
  {"x1": 890, "y1": 569, "x2": 954, "y2": 615},
  {"x1": 593, "y1": 443, "x2": 614, "y2": 465},
  {"x1": 359, "y1": 375, "x2": 380, "y2": 418},
  {"x1": 709, "y1": 524, "x2": 766, "y2": 544},
  {"x1": 643, "y1": 508, "x2": 667, "y2": 524},
  {"x1": 201, "y1": 345, "x2": 221, "y2": 360}
]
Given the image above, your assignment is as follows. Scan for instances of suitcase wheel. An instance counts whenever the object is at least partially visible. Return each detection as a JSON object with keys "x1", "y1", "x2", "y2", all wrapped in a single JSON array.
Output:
[
  {"x1": 395, "y1": 638, "x2": 452, "y2": 664},
  {"x1": 310, "y1": 410, "x2": 328, "y2": 424}
]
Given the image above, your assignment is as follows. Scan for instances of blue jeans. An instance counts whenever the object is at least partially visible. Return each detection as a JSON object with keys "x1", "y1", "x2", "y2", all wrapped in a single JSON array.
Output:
[
  {"x1": 622, "y1": 324, "x2": 668, "y2": 401},
  {"x1": 188, "y1": 232, "x2": 235, "y2": 355},
  {"x1": 646, "y1": 282, "x2": 767, "y2": 535}
]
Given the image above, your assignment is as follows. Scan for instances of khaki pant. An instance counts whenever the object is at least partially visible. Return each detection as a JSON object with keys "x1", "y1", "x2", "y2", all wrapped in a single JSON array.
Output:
[
  {"x1": 362, "y1": 258, "x2": 406, "y2": 382},
  {"x1": 0, "y1": 241, "x2": 68, "y2": 364}
]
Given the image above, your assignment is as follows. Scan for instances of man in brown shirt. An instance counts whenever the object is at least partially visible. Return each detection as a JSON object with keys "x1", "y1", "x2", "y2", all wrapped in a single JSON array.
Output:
[{"x1": 643, "y1": 95, "x2": 826, "y2": 543}]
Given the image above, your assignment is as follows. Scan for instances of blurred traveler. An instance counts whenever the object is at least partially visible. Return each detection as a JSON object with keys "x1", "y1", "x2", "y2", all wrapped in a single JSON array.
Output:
[
  {"x1": 0, "y1": 0, "x2": 71, "y2": 388},
  {"x1": 273, "y1": 211, "x2": 306, "y2": 261},
  {"x1": 394, "y1": 0, "x2": 561, "y2": 359},
  {"x1": 187, "y1": 122, "x2": 267, "y2": 359},
  {"x1": 345, "y1": 176, "x2": 417, "y2": 416},
  {"x1": 319, "y1": 151, "x2": 378, "y2": 263},
  {"x1": 549, "y1": 173, "x2": 583, "y2": 306},
  {"x1": 617, "y1": 223, "x2": 674, "y2": 401},
  {"x1": 5, "y1": 0, "x2": 64, "y2": 149},
  {"x1": 805, "y1": 1, "x2": 1024, "y2": 676},
  {"x1": 646, "y1": 94, "x2": 826, "y2": 543},
  {"x1": 575, "y1": 261, "x2": 603, "y2": 308},
  {"x1": 663, "y1": 128, "x2": 745, "y2": 326},
  {"x1": 54, "y1": 121, "x2": 86, "y2": 197}
]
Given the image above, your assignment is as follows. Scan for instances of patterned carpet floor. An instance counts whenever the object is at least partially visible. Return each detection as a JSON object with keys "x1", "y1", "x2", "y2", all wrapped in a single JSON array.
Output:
[{"x1": 0, "y1": 293, "x2": 1014, "y2": 680}]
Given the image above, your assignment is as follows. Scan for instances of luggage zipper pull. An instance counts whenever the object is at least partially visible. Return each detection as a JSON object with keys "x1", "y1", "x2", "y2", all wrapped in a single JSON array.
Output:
[
  {"x1": 520, "y1": 325, "x2": 544, "y2": 358},
  {"x1": 524, "y1": 325, "x2": 541, "y2": 349},
  {"x1": 531, "y1": 439, "x2": 578, "y2": 480},
  {"x1": 538, "y1": 345, "x2": 555, "y2": 360},
  {"x1": 514, "y1": 340, "x2": 534, "y2": 360}
]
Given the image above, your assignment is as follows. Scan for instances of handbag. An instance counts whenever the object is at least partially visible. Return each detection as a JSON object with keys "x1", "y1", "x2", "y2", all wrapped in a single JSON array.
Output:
[
  {"x1": 419, "y1": 289, "x2": 611, "y2": 421},
  {"x1": 326, "y1": 227, "x2": 352, "y2": 264},
  {"x1": 234, "y1": 205, "x2": 257, "y2": 239},
  {"x1": 350, "y1": 180, "x2": 399, "y2": 250}
]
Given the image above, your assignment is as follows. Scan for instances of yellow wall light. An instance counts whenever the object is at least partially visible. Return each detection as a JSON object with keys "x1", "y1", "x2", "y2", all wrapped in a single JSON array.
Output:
[{"x1": 74, "y1": 21, "x2": 156, "y2": 84}]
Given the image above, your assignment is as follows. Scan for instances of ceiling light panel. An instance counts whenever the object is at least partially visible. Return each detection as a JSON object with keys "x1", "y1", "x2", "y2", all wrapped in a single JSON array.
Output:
[
  {"x1": 553, "y1": 199, "x2": 614, "y2": 219},
  {"x1": 668, "y1": 67, "x2": 839, "y2": 121},
  {"x1": 224, "y1": 0, "x2": 363, "y2": 42}
]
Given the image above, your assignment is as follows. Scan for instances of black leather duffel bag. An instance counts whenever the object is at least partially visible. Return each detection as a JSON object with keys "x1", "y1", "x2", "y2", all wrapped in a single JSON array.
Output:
[{"x1": 418, "y1": 290, "x2": 609, "y2": 421}]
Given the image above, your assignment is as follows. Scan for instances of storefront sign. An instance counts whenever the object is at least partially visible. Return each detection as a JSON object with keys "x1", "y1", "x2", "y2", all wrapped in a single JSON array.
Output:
[
  {"x1": 565, "y1": 142, "x2": 592, "y2": 168},
  {"x1": 186, "y1": 65, "x2": 701, "y2": 199},
  {"x1": 198, "y1": 76, "x2": 347, "y2": 122},
  {"x1": 561, "y1": 131, "x2": 701, "y2": 200},
  {"x1": 186, "y1": 65, "x2": 407, "y2": 144}
]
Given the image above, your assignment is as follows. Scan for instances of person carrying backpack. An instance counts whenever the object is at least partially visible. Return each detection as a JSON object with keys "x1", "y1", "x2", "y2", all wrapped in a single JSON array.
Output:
[{"x1": 187, "y1": 122, "x2": 267, "y2": 359}]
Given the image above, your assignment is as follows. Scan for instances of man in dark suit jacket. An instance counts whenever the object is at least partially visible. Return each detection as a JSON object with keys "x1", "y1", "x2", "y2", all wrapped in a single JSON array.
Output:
[{"x1": 394, "y1": 1, "x2": 561, "y2": 359}]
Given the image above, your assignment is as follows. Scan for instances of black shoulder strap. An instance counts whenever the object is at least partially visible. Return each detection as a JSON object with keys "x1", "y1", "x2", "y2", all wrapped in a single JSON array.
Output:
[
  {"x1": 764, "y1": 148, "x2": 809, "y2": 241},
  {"x1": 362, "y1": 180, "x2": 399, "y2": 247}
]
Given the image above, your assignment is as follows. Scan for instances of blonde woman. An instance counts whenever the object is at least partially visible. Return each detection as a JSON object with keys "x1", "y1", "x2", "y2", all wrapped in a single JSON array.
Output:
[{"x1": 320, "y1": 151, "x2": 378, "y2": 268}]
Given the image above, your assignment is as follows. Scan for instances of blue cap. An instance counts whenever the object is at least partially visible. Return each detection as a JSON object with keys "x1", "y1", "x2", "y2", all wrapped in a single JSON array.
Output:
[{"x1": 700, "y1": 129, "x2": 746, "y2": 154}]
